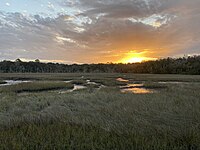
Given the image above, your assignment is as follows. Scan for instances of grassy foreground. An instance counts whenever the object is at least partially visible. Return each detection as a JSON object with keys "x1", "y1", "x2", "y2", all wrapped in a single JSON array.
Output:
[
  {"x1": 0, "y1": 73, "x2": 200, "y2": 149},
  {"x1": 1, "y1": 123, "x2": 198, "y2": 150}
]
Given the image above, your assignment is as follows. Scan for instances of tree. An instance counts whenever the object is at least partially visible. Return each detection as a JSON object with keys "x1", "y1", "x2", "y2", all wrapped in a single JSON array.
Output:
[
  {"x1": 15, "y1": 58, "x2": 22, "y2": 62},
  {"x1": 35, "y1": 59, "x2": 40, "y2": 63},
  {"x1": 0, "y1": 56, "x2": 199, "y2": 74}
]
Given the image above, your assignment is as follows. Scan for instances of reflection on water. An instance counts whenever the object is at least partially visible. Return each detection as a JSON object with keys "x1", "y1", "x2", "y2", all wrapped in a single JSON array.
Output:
[
  {"x1": 73, "y1": 85, "x2": 87, "y2": 91},
  {"x1": 0, "y1": 80, "x2": 31, "y2": 86},
  {"x1": 60, "y1": 80, "x2": 106, "y2": 94},
  {"x1": 86, "y1": 80, "x2": 98, "y2": 85},
  {"x1": 158, "y1": 81, "x2": 183, "y2": 84},
  {"x1": 121, "y1": 88, "x2": 154, "y2": 94},
  {"x1": 117, "y1": 78, "x2": 129, "y2": 82},
  {"x1": 59, "y1": 84, "x2": 87, "y2": 94},
  {"x1": 64, "y1": 80, "x2": 72, "y2": 83},
  {"x1": 120, "y1": 83, "x2": 155, "y2": 94}
]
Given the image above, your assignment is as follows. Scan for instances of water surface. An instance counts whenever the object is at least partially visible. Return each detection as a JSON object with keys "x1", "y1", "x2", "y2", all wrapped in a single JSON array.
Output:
[
  {"x1": 120, "y1": 83, "x2": 155, "y2": 94},
  {"x1": 116, "y1": 78, "x2": 129, "y2": 82},
  {"x1": 86, "y1": 80, "x2": 98, "y2": 85},
  {"x1": 0, "y1": 80, "x2": 31, "y2": 86}
]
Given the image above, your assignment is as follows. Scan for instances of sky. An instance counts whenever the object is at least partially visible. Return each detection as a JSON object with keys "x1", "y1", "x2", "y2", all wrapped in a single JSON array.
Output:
[{"x1": 0, "y1": 0, "x2": 200, "y2": 64}]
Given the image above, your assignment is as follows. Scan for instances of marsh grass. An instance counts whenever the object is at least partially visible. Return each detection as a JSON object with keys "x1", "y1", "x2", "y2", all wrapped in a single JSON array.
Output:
[
  {"x1": 86, "y1": 83, "x2": 101, "y2": 89},
  {"x1": 143, "y1": 82, "x2": 168, "y2": 89},
  {"x1": 71, "y1": 79, "x2": 87, "y2": 85},
  {"x1": 0, "y1": 81, "x2": 74, "y2": 93},
  {"x1": 1, "y1": 73, "x2": 200, "y2": 83},
  {"x1": 1, "y1": 123, "x2": 199, "y2": 150},
  {"x1": 0, "y1": 73, "x2": 200, "y2": 149}
]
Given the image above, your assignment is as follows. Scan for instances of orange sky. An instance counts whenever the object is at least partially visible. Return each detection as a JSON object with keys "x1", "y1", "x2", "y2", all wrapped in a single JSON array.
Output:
[{"x1": 0, "y1": 0, "x2": 200, "y2": 64}]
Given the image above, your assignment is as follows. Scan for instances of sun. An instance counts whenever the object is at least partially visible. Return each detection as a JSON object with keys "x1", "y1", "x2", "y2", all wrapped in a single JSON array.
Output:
[
  {"x1": 120, "y1": 51, "x2": 146, "y2": 63},
  {"x1": 122, "y1": 56, "x2": 157, "y2": 63},
  {"x1": 126, "y1": 57, "x2": 144, "y2": 63},
  {"x1": 120, "y1": 50, "x2": 157, "y2": 64},
  {"x1": 121, "y1": 54, "x2": 145, "y2": 63}
]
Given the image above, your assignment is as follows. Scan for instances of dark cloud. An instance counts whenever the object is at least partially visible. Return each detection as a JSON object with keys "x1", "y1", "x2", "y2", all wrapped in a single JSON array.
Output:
[{"x1": 79, "y1": 0, "x2": 153, "y2": 19}]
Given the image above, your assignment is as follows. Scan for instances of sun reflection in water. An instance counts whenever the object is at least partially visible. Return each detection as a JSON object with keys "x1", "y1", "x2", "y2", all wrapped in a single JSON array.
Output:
[
  {"x1": 121, "y1": 88, "x2": 154, "y2": 94},
  {"x1": 120, "y1": 83, "x2": 155, "y2": 94}
]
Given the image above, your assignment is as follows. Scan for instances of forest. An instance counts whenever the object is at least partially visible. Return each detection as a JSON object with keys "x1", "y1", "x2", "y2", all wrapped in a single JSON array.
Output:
[{"x1": 0, "y1": 55, "x2": 200, "y2": 74}]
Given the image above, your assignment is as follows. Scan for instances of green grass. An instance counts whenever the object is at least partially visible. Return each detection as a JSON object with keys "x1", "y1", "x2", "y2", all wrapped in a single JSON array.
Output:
[
  {"x1": 0, "y1": 73, "x2": 200, "y2": 149},
  {"x1": 0, "y1": 81, "x2": 74, "y2": 93},
  {"x1": 1, "y1": 123, "x2": 199, "y2": 150},
  {"x1": 143, "y1": 82, "x2": 168, "y2": 89}
]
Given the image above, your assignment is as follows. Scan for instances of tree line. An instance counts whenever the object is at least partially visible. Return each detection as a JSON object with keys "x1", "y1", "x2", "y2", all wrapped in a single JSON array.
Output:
[{"x1": 0, "y1": 56, "x2": 200, "y2": 74}]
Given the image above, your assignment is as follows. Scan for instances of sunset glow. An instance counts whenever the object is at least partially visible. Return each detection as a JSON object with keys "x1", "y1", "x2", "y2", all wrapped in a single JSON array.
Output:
[
  {"x1": 0, "y1": 0, "x2": 199, "y2": 63},
  {"x1": 120, "y1": 51, "x2": 157, "y2": 63},
  {"x1": 122, "y1": 56, "x2": 157, "y2": 63},
  {"x1": 123, "y1": 57, "x2": 144, "y2": 63}
]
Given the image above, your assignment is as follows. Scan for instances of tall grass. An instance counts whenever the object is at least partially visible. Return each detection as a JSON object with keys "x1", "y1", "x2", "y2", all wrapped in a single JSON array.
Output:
[
  {"x1": 1, "y1": 73, "x2": 200, "y2": 82},
  {"x1": 0, "y1": 74, "x2": 200, "y2": 149},
  {"x1": 1, "y1": 123, "x2": 198, "y2": 150}
]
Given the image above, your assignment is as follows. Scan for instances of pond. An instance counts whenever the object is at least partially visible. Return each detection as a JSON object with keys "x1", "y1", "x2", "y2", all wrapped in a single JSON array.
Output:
[
  {"x1": 0, "y1": 80, "x2": 31, "y2": 86},
  {"x1": 72, "y1": 85, "x2": 87, "y2": 91},
  {"x1": 64, "y1": 80, "x2": 72, "y2": 83},
  {"x1": 116, "y1": 78, "x2": 129, "y2": 82},
  {"x1": 158, "y1": 81, "x2": 184, "y2": 84},
  {"x1": 120, "y1": 83, "x2": 156, "y2": 94}
]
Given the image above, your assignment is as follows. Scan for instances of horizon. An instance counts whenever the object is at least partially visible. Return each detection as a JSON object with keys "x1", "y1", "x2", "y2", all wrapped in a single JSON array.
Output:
[
  {"x1": 1, "y1": 54, "x2": 199, "y2": 65},
  {"x1": 0, "y1": 0, "x2": 200, "y2": 63}
]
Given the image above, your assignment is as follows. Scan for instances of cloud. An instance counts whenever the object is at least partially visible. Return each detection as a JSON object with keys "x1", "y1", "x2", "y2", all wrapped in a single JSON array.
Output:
[
  {"x1": 47, "y1": 2, "x2": 55, "y2": 11},
  {"x1": 0, "y1": 0, "x2": 200, "y2": 63},
  {"x1": 5, "y1": 2, "x2": 10, "y2": 6}
]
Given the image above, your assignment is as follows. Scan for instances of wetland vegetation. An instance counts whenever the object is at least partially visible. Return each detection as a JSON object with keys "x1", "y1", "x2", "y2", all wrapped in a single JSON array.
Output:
[{"x1": 0, "y1": 73, "x2": 200, "y2": 149}]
